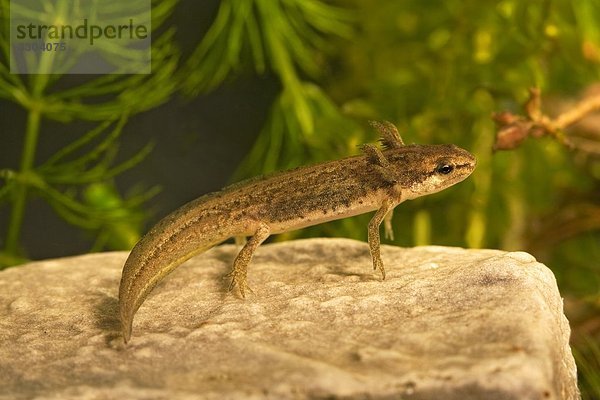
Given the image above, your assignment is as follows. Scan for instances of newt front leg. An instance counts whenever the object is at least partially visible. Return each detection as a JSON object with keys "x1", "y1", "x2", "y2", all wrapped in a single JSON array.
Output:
[
  {"x1": 368, "y1": 199, "x2": 399, "y2": 280},
  {"x1": 383, "y1": 209, "x2": 395, "y2": 241}
]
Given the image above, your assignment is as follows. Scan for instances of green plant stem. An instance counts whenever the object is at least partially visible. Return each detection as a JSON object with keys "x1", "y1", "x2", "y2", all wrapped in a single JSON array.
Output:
[
  {"x1": 4, "y1": 39, "x2": 50, "y2": 259},
  {"x1": 4, "y1": 107, "x2": 41, "y2": 256}
]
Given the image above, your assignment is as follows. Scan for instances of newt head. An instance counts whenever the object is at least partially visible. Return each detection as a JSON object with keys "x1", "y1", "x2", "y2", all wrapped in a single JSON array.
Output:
[{"x1": 383, "y1": 143, "x2": 476, "y2": 199}]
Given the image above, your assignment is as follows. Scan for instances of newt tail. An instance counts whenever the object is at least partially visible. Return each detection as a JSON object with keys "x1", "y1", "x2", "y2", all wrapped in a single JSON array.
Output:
[{"x1": 119, "y1": 192, "x2": 254, "y2": 343}]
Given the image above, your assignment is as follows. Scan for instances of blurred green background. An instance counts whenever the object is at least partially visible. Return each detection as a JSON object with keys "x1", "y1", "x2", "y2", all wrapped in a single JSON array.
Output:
[{"x1": 1, "y1": 0, "x2": 599, "y2": 396}]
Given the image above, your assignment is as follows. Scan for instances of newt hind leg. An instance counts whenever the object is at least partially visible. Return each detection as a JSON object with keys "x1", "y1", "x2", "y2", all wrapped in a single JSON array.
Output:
[{"x1": 227, "y1": 223, "x2": 270, "y2": 297}]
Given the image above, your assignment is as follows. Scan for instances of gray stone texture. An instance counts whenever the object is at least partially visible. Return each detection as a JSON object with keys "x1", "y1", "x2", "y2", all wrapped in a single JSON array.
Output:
[{"x1": 0, "y1": 238, "x2": 578, "y2": 399}]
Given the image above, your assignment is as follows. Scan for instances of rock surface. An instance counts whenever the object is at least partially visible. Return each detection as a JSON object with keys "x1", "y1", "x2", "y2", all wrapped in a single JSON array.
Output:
[{"x1": 0, "y1": 238, "x2": 578, "y2": 400}]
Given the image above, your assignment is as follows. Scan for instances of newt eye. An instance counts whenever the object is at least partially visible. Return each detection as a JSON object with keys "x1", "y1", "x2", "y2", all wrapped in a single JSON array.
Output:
[{"x1": 436, "y1": 163, "x2": 454, "y2": 175}]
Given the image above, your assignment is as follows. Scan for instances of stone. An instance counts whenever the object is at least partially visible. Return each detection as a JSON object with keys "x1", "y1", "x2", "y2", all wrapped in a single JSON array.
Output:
[{"x1": 0, "y1": 238, "x2": 578, "y2": 399}]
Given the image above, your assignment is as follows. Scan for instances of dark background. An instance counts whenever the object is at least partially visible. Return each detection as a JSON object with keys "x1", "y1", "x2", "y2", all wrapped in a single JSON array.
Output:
[{"x1": 0, "y1": 0, "x2": 279, "y2": 259}]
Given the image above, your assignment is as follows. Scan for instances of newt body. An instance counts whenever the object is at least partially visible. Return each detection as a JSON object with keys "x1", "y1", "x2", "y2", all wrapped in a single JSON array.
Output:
[{"x1": 119, "y1": 121, "x2": 476, "y2": 342}]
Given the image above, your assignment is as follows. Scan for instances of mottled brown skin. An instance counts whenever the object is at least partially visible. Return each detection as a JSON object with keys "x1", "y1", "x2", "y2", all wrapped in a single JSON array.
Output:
[{"x1": 119, "y1": 121, "x2": 477, "y2": 343}]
